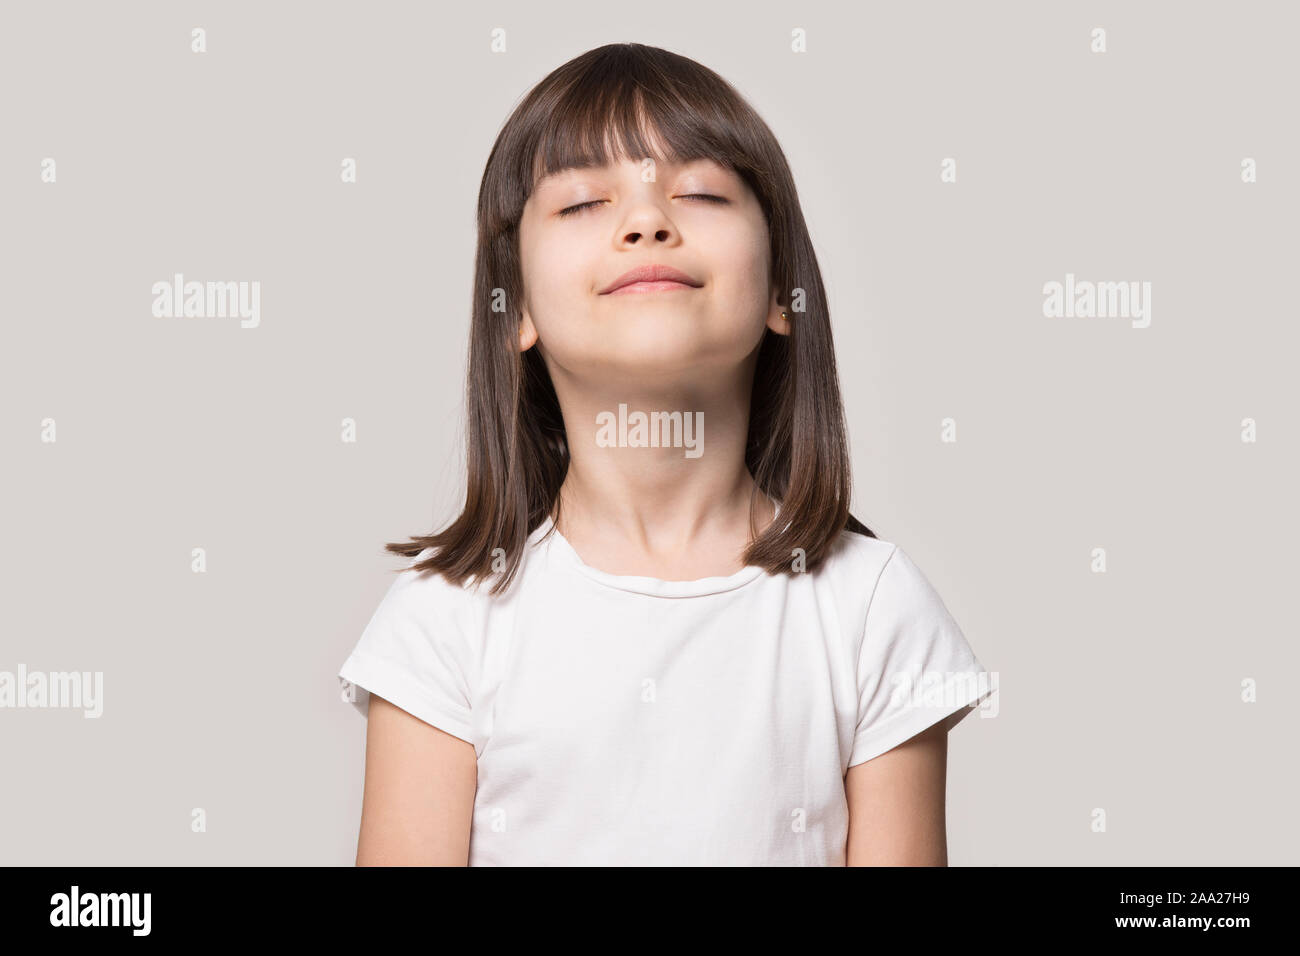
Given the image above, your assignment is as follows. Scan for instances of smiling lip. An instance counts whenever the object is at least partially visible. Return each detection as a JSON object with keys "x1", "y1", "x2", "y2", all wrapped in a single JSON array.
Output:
[{"x1": 599, "y1": 264, "x2": 703, "y2": 295}]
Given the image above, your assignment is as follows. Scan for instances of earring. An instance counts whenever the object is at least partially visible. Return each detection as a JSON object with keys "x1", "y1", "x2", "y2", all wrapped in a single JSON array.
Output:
[{"x1": 781, "y1": 311, "x2": 789, "y2": 320}]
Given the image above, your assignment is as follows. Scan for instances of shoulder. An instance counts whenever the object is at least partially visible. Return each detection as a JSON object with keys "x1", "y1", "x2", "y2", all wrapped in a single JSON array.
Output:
[
  {"x1": 371, "y1": 546, "x2": 490, "y2": 635},
  {"x1": 815, "y1": 527, "x2": 900, "y2": 596},
  {"x1": 819, "y1": 529, "x2": 958, "y2": 633}
]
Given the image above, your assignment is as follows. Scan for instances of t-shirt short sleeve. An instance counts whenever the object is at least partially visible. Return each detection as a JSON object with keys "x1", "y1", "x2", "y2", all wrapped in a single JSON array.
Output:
[
  {"x1": 848, "y1": 544, "x2": 994, "y2": 769},
  {"x1": 337, "y1": 554, "x2": 477, "y2": 747}
]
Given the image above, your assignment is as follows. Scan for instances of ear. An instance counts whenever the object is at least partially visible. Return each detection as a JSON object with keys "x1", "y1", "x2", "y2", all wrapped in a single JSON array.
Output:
[
  {"x1": 764, "y1": 284, "x2": 792, "y2": 336},
  {"x1": 518, "y1": 304, "x2": 539, "y2": 351}
]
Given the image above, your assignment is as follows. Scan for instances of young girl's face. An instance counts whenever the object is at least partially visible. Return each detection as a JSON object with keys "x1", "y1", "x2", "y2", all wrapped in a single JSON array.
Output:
[{"x1": 517, "y1": 148, "x2": 783, "y2": 385}]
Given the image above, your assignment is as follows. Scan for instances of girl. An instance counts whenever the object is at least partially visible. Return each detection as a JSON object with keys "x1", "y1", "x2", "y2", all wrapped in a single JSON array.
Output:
[{"x1": 338, "y1": 42, "x2": 993, "y2": 866}]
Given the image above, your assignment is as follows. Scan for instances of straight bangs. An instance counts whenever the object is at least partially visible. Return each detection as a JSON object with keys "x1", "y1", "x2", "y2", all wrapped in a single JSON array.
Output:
[{"x1": 482, "y1": 52, "x2": 777, "y2": 243}]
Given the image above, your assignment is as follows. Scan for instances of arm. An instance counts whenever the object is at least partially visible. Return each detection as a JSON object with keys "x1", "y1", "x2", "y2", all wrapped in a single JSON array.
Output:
[
  {"x1": 355, "y1": 693, "x2": 477, "y2": 866},
  {"x1": 844, "y1": 719, "x2": 949, "y2": 866}
]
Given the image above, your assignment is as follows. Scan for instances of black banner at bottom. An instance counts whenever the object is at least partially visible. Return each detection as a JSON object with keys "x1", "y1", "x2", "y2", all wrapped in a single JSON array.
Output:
[{"x1": 0, "y1": 865, "x2": 1286, "y2": 941}]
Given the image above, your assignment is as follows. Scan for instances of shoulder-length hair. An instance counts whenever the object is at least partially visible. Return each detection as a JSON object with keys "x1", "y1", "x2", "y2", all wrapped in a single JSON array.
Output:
[{"x1": 385, "y1": 42, "x2": 876, "y2": 593}]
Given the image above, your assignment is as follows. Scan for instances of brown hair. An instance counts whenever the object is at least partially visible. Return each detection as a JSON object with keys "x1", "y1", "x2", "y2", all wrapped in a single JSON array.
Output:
[{"x1": 385, "y1": 42, "x2": 876, "y2": 593}]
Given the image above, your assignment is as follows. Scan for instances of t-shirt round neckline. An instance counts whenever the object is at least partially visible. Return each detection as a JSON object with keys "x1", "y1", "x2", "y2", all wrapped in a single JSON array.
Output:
[{"x1": 534, "y1": 498, "x2": 782, "y2": 598}]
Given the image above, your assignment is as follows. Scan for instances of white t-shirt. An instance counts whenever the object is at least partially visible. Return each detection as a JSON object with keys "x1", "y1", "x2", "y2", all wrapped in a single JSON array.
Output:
[{"x1": 338, "y1": 507, "x2": 993, "y2": 866}]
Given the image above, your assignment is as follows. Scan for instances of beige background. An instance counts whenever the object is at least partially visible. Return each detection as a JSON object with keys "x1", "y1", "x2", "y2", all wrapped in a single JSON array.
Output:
[{"x1": 2, "y1": 0, "x2": 1296, "y2": 865}]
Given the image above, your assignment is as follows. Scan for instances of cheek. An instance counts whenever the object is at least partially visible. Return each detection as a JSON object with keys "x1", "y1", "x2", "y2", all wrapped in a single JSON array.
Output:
[
  {"x1": 520, "y1": 233, "x2": 594, "y2": 316},
  {"x1": 711, "y1": 223, "x2": 771, "y2": 310}
]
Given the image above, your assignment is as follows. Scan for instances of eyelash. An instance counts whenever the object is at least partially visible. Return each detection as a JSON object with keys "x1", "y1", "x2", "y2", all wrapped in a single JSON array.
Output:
[{"x1": 556, "y1": 194, "x2": 729, "y2": 218}]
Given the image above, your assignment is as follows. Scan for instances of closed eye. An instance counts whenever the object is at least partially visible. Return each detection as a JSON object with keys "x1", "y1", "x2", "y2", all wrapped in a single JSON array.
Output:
[
  {"x1": 556, "y1": 194, "x2": 730, "y2": 218},
  {"x1": 557, "y1": 199, "x2": 606, "y2": 218}
]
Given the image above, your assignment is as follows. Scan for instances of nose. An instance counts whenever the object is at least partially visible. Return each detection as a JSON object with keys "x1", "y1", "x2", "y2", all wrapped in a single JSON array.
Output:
[{"x1": 617, "y1": 198, "x2": 678, "y2": 246}]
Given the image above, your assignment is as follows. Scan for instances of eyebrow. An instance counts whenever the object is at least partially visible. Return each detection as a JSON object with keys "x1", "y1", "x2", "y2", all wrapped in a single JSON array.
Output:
[{"x1": 534, "y1": 156, "x2": 720, "y2": 190}]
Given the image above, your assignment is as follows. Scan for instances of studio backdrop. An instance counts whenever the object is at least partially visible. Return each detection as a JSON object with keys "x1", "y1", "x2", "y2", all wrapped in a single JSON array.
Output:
[{"x1": 1, "y1": 0, "x2": 1296, "y2": 865}]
